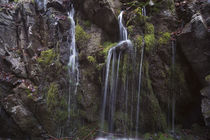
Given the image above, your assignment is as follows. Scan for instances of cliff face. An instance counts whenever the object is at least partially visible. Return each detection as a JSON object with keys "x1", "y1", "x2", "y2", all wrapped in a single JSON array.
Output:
[{"x1": 0, "y1": 0, "x2": 209, "y2": 139}]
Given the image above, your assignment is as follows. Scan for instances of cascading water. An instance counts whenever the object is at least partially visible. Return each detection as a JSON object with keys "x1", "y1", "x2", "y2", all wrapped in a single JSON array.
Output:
[
  {"x1": 100, "y1": 11, "x2": 134, "y2": 138},
  {"x1": 135, "y1": 44, "x2": 144, "y2": 138},
  {"x1": 67, "y1": 6, "x2": 79, "y2": 121},
  {"x1": 142, "y1": 6, "x2": 146, "y2": 17},
  {"x1": 119, "y1": 11, "x2": 128, "y2": 40}
]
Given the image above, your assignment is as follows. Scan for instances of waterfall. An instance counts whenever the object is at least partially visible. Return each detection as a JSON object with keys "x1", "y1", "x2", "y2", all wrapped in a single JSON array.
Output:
[
  {"x1": 142, "y1": 6, "x2": 146, "y2": 17},
  {"x1": 171, "y1": 40, "x2": 176, "y2": 134},
  {"x1": 100, "y1": 11, "x2": 133, "y2": 135},
  {"x1": 118, "y1": 11, "x2": 128, "y2": 41},
  {"x1": 67, "y1": 6, "x2": 79, "y2": 121},
  {"x1": 135, "y1": 44, "x2": 144, "y2": 138}
]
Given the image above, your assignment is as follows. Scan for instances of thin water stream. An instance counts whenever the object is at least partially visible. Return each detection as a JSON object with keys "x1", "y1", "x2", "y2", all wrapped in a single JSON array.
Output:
[{"x1": 67, "y1": 5, "x2": 79, "y2": 122}]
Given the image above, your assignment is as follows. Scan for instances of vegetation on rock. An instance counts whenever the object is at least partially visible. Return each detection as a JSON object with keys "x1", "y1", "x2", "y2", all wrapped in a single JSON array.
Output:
[
  {"x1": 145, "y1": 23, "x2": 155, "y2": 34},
  {"x1": 158, "y1": 32, "x2": 171, "y2": 45},
  {"x1": 144, "y1": 34, "x2": 156, "y2": 52},
  {"x1": 37, "y1": 49, "x2": 56, "y2": 66},
  {"x1": 75, "y1": 24, "x2": 90, "y2": 48},
  {"x1": 87, "y1": 56, "x2": 96, "y2": 64}
]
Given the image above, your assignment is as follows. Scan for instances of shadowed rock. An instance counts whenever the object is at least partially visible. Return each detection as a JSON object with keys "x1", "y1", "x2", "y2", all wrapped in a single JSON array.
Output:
[{"x1": 75, "y1": 0, "x2": 119, "y2": 41}]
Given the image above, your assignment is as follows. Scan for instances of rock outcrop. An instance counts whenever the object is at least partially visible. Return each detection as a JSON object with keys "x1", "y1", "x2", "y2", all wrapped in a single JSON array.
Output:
[{"x1": 177, "y1": 1, "x2": 210, "y2": 127}]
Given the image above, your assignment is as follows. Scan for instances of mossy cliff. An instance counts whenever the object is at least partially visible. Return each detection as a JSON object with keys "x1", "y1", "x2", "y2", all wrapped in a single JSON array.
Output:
[{"x1": 0, "y1": 0, "x2": 209, "y2": 139}]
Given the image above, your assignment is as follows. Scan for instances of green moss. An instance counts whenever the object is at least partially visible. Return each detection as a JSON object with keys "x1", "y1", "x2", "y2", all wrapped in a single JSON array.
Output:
[
  {"x1": 37, "y1": 49, "x2": 56, "y2": 65},
  {"x1": 127, "y1": 25, "x2": 134, "y2": 33},
  {"x1": 205, "y1": 75, "x2": 210, "y2": 82},
  {"x1": 136, "y1": 35, "x2": 143, "y2": 48},
  {"x1": 144, "y1": 34, "x2": 156, "y2": 52},
  {"x1": 96, "y1": 63, "x2": 105, "y2": 71},
  {"x1": 158, "y1": 133, "x2": 174, "y2": 140},
  {"x1": 143, "y1": 61, "x2": 167, "y2": 131},
  {"x1": 101, "y1": 42, "x2": 117, "y2": 57},
  {"x1": 84, "y1": 20, "x2": 91, "y2": 28},
  {"x1": 46, "y1": 83, "x2": 68, "y2": 123},
  {"x1": 75, "y1": 24, "x2": 90, "y2": 48},
  {"x1": 145, "y1": 23, "x2": 154, "y2": 34},
  {"x1": 46, "y1": 83, "x2": 58, "y2": 110},
  {"x1": 75, "y1": 124, "x2": 98, "y2": 139},
  {"x1": 144, "y1": 133, "x2": 152, "y2": 140},
  {"x1": 55, "y1": 110, "x2": 68, "y2": 122},
  {"x1": 135, "y1": 7, "x2": 147, "y2": 24},
  {"x1": 87, "y1": 56, "x2": 96, "y2": 64},
  {"x1": 158, "y1": 32, "x2": 171, "y2": 45}
]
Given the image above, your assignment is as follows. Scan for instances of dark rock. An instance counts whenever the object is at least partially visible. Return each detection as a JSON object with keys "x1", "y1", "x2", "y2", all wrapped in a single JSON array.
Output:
[
  {"x1": 47, "y1": 0, "x2": 67, "y2": 13},
  {"x1": 201, "y1": 86, "x2": 210, "y2": 126},
  {"x1": 201, "y1": 3, "x2": 210, "y2": 19},
  {"x1": 0, "y1": 105, "x2": 25, "y2": 138},
  {"x1": 177, "y1": 14, "x2": 210, "y2": 85},
  {"x1": 75, "y1": 0, "x2": 119, "y2": 41},
  {"x1": 206, "y1": 17, "x2": 210, "y2": 27},
  {"x1": 202, "y1": 98, "x2": 210, "y2": 126},
  {"x1": 191, "y1": 13, "x2": 208, "y2": 39},
  {"x1": 2, "y1": 94, "x2": 46, "y2": 137},
  {"x1": 201, "y1": 86, "x2": 210, "y2": 98},
  {"x1": 13, "y1": 82, "x2": 56, "y2": 135}
]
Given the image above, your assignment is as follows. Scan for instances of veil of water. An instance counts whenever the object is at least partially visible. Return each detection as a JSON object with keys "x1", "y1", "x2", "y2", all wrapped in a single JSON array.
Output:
[
  {"x1": 67, "y1": 6, "x2": 79, "y2": 121},
  {"x1": 100, "y1": 11, "x2": 133, "y2": 137}
]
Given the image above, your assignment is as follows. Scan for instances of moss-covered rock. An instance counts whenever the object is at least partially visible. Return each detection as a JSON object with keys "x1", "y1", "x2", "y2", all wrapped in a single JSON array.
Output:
[
  {"x1": 87, "y1": 56, "x2": 96, "y2": 64},
  {"x1": 158, "y1": 32, "x2": 171, "y2": 45},
  {"x1": 37, "y1": 49, "x2": 56, "y2": 66},
  {"x1": 100, "y1": 41, "x2": 117, "y2": 58},
  {"x1": 144, "y1": 34, "x2": 156, "y2": 52},
  {"x1": 145, "y1": 23, "x2": 155, "y2": 34},
  {"x1": 136, "y1": 35, "x2": 144, "y2": 48},
  {"x1": 75, "y1": 24, "x2": 90, "y2": 49},
  {"x1": 46, "y1": 83, "x2": 59, "y2": 110}
]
